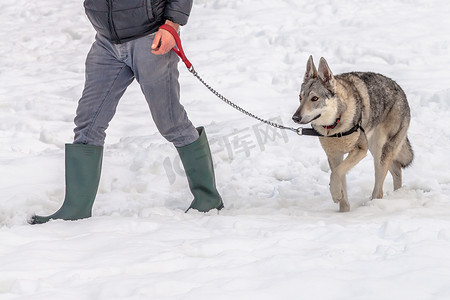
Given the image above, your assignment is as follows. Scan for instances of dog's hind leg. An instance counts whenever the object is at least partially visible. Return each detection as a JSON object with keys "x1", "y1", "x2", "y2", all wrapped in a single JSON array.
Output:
[
  {"x1": 372, "y1": 157, "x2": 391, "y2": 199},
  {"x1": 370, "y1": 126, "x2": 407, "y2": 199},
  {"x1": 390, "y1": 137, "x2": 413, "y2": 191},
  {"x1": 389, "y1": 161, "x2": 402, "y2": 191},
  {"x1": 370, "y1": 130, "x2": 391, "y2": 199}
]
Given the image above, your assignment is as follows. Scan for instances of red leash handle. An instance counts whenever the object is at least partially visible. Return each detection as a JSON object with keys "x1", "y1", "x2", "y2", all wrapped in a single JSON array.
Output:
[{"x1": 159, "y1": 24, "x2": 192, "y2": 69}]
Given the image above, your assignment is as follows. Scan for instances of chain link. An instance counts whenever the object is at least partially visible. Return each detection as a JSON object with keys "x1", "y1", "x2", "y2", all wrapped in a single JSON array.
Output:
[{"x1": 189, "y1": 67, "x2": 302, "y2": 135}]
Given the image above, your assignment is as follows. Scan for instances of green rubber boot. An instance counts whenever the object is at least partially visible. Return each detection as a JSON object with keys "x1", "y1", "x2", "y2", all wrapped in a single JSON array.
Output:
[
  {"x1": 29, "y1": 143, "x2": 103, "y2": 224},
  {"x1": 177, "y1": 127, "x2": 224, "y2": 213}
]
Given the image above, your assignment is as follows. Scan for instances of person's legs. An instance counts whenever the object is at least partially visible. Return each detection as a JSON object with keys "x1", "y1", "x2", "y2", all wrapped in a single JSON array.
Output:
[
  {"x1": 30, "y1": 36, "x2": 134, "y2": 224},
  {"x1": 130, "y1": 33, "x2": 199, "y2": 147},
  {"x1": 129, "y1": 33, "x2": 223, "y2": 212},
  {"x1": 74, "y1": 35, "x2": 135, "y2": 146}
]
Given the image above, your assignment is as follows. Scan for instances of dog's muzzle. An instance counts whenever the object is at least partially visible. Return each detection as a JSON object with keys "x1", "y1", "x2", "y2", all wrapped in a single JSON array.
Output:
[{"x1": 292, "y1": 114, "x2": 321, "y2": 124}]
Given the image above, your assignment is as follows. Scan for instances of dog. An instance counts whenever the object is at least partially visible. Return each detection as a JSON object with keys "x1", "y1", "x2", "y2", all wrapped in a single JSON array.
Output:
[{"x1": 292, "y1": 56, "x2": 413, "y2": 212}]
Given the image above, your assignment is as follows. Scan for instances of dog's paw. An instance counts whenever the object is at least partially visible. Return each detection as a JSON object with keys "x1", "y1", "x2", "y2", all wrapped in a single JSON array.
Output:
[
  {"x1": 339, "y1": 200, "x2": 350, "y2": 212},
  {"x1": 371, "y1": 189, "x2": 384, "y2": 200},
  {"x1": 330, "y1": 187, "x2": 344, "y2": 203},
  {"x1": 331, "y1": 194, "x2": 341, "y2": 203}
]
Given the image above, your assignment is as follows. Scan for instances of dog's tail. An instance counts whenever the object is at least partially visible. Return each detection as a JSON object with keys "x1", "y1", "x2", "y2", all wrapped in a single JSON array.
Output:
[{"x1": 395, "y1": 137, "x2": 414, "y2": 168}]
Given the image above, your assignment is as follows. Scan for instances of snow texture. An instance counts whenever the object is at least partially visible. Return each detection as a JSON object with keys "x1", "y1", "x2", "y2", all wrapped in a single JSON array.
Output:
[{"x1": 1, "y1": 0, "x2": 450, "y2": 299}]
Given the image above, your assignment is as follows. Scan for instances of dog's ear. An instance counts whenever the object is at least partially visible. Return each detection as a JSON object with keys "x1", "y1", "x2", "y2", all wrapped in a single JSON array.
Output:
[
  {"x1": 318, "y1": 57, "x2": 336, "y2": 90},
  {"x1": 304, "y1": 55, "x2": 317, "y2": 81}
]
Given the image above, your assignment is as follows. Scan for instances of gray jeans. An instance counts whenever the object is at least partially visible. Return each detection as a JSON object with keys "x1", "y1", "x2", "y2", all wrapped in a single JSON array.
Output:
[{"x1": 73, "y1": 33, "x2": 199, "y2": 147}]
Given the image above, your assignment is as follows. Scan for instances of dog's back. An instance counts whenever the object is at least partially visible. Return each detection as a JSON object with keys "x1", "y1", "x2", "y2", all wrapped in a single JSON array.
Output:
[
  {"x1": 340, "y1": 72, "x2": 410, "y2": 131},
  {"x1": 336, "y1": 72, "x2": 414, "y2": 168}
]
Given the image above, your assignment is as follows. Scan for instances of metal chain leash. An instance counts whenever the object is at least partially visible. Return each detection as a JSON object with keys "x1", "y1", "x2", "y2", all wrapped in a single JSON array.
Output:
[
  {"x1": 158, "y1": 24, "x2": 304, "y2": 136},
  {"x1": 188, "y1": 66, "x2": 302, "y2": 135}
]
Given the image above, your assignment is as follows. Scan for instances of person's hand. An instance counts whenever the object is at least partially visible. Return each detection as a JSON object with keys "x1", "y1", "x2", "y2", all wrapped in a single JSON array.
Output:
[{"x1": 151, "y1": 20, "x2": 179, "y2": 55}]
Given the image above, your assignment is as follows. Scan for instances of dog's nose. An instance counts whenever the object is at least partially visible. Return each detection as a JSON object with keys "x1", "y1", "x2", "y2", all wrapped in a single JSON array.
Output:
[{"x1": 292, "y1": 115, "x2": 301, "y2": 123}]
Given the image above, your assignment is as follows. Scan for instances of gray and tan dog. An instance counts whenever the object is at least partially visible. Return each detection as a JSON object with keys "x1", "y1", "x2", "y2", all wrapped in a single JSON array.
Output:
[{"x1": 292, "y1": 56, "x2": 413, "y2": 212}]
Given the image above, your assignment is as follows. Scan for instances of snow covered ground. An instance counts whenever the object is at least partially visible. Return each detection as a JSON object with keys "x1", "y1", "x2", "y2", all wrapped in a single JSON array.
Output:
[{"x1": 1, "y1": 0, "x2": 450, "y2": 299}]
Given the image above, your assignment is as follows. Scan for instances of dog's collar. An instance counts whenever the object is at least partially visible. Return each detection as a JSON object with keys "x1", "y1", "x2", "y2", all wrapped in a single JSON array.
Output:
[
  {"x1": 326, "y1": 122, "x2": 365, "y2": 138},
  {"x1": 323, "y1": 115, "x2": 341, "y2": 131},
  {"x1": 303, "y1": 122, "x2": 364, "y2": 138}
]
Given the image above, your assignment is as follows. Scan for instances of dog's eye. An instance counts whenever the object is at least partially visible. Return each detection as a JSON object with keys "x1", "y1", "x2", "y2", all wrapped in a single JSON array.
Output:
[{"x1": 311, "y1": 96, "x2": 319, "y2": 102}]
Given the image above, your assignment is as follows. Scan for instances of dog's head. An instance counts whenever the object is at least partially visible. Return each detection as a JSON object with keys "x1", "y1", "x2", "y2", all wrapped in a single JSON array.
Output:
[{"x1": 292, "y1": 56, "x2": 339, "y2": 126}]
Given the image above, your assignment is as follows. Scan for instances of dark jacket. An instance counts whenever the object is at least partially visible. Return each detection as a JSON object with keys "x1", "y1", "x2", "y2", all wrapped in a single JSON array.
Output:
[{"x1": 84, "y1": 0, "x2": 193, "y2": 44}]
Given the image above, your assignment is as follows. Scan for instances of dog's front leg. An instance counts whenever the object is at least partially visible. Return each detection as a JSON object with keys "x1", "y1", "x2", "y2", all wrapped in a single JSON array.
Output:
[
  {"x1": 327, "y1": 154, "x2": 345, "y2": 204},
  {"x1": 327, "y1": 153, "x2": 350, "y2": 212},
  {"x1": 329, "y1": 137, "x2": 368, "y2": 212},
  {"x1": 329, "y1": 169, "x2": 348, "y2": 211}
]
